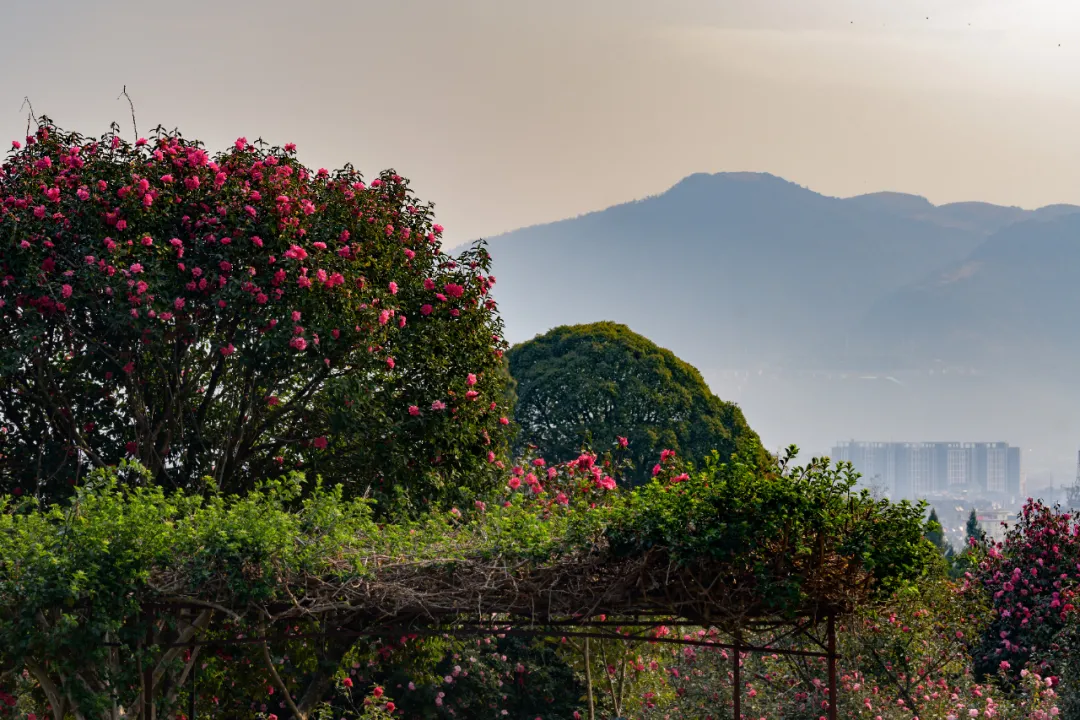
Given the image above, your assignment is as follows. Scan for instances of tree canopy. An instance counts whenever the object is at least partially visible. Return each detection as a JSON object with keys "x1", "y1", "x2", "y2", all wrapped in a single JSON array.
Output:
[
  {"x1": 0, "y1": 121, "x2": 510, "y2": 511},
  {"x1": 508, "y1": 321, "x2": 764, "y2": 483}
]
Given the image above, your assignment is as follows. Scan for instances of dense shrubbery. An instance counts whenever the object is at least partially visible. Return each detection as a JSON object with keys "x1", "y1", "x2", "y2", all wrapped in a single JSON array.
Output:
[{"x1": 0, "y1": 444, "x2": 936, "y2": 719}]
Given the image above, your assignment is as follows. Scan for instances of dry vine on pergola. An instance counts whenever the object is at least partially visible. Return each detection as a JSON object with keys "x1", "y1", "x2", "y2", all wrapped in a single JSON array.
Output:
[{"x1": 125, "y1": 546, "x2": 863, "y2": 720}]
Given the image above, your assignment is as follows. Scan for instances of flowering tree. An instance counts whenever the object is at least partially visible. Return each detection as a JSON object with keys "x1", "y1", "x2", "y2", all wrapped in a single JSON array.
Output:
[
  {"x1": 967, "y1": 500, "x2": 1080, "y2": 685},
  {"x1": 0, "y1": 121, "x2": 509, "y2": 509}
]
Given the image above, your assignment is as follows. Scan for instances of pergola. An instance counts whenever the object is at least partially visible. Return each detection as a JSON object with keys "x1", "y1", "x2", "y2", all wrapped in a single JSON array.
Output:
[{"x1": 124, "y1": 547, "x2": 865, "y2": 720}]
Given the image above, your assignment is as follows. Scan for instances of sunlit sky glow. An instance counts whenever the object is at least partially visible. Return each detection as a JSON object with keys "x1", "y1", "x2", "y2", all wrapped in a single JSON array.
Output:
[{"x1": 5, "y1": 0, "x2": 1080, "y2": 245}]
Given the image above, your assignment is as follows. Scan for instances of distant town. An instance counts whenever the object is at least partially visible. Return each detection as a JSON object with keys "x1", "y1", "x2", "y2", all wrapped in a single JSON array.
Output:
[{"x1": 831, "y1": 440, "x2": 1080, "y2": 548}]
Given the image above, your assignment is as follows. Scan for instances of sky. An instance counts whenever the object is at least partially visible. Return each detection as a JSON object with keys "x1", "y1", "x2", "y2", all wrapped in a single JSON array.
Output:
[{"x1": 6, "y1": 0, "x2": 1080, "y2": 246}]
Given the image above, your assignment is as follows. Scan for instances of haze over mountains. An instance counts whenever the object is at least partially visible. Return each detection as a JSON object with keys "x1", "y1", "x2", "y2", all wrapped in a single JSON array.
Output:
[{"x1": 483, "y1": 172, "x2": 1080, "y2": 487}]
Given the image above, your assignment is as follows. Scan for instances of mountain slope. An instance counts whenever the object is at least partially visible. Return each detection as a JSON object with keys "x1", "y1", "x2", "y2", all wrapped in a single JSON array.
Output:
[
  {"x1": 487, "y1": 172, "x2": 1018, "y2": 370},
  {"x1": 856, "y1": 213, "x2": 1080, "y2": 375}
]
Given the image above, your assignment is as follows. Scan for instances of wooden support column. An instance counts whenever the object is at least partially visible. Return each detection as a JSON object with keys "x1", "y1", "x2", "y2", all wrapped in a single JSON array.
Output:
[
  {"x1": 732, "y1": 630, "x2": 741, "y2": 720},
  {"x1": 827, "y1": 612, "x2": 837, "y2": 720}
]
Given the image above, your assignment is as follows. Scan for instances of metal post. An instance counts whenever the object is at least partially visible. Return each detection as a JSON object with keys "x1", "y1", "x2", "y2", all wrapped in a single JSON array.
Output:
[
  {"x1": 827, "y1": 613, "x2": 837, "y2": 720},
  {"x1": 732, "y1": 630, "x2": 741, "y2": 720},
  {"x1": 143, "y1": 613, "x2": 154, "y2": 720},
  {"x1": 189, "y1": 651, "x2": 197, "y2": 720}
]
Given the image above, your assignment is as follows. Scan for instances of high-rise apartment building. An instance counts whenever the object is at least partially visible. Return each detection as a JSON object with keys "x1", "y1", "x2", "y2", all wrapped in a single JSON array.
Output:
[{"x1": 831, "y1": 441, "x2": 1021, "y2": 500}]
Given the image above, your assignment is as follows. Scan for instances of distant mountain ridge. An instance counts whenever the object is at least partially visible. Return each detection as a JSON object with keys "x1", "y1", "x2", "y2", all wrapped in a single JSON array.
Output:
[{"x1": 485, "y1": 171, "x2": 1080, "y2": 375}]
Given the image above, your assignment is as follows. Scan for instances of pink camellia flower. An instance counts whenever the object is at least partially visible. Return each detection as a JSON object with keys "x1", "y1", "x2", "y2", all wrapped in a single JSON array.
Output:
[
  {"x1": 431, "y1": 400, "x2": 446, "y2": 411},
  {"x1": 174, "y1": 297, "x2": 186, "y2": 310},
  {"x1": 61, "y1": 284, "x2": 72, "y2": 298},
  {"x1": 465, "y1": 390, "x2": 479, "y2": 400},
  {"x1": 499, "y1": 417, "x2": 510, "y2": 425},
  {"x1": 379, "y1": 309, "x2": 390, "y2": 325},
  {"x1": 388, "y1": 281, "x2": 398, "y2": 295},
  {"x1": 220, "y1": 344, "x2": 235, "y2": 357},
  {"x1": 290, "y1": 337, "x2": 307, "y2": 351},
  {"x1": 508, "y1": 476, "x2": 522, "y2": 490},
  {"x1": 423, "y1": 278, "x2": 436, "y2": 290},
  {"x1": 77, "y1": 187, "x2": 90, "y2": 201},
  {"x1": 599, "y1": 476, "x2": 617, "y2": 490},
  {"x1": 652, "y1": 464, "x2": 662, "y2": 477},
  {"x1": 556, "y1": 493, "x2": 569, "y2": 506},
  {"x1": 466, "y1": 373, "x2": 477, "y2": 386},
  {"x1": 386, "y1": 356, "x2": 395, "y2": 369},
  {"x1": 409, "y1": 405, "x2": 421, "y2": 416},
  {"x1": 11, "y1": 140, "x2": 20, "y2": 149},
  {"x1": 420, "y1": 304, "x2": 433, "y2": 316},
  {"x1": 284, "y1": 143, "x2": 297, "y2": 152},
  {"x1": 618, "y1": 436, "x2": 629, "y2": 447},
  {"x1": 313, "y1": 436, "x2": 328, "y2": 450},
  {"x1": 129, "y1": 263, "x2": 144, "y2": 274}
]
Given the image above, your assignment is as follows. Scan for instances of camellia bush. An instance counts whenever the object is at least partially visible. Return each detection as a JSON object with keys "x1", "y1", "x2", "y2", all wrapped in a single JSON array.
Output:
[
  {"x1": 0, "y1": 121, "x2": 509, "y2": 510},
  {"x1": 967, "y1": 500, "x2": 1080, "y2": 687}
]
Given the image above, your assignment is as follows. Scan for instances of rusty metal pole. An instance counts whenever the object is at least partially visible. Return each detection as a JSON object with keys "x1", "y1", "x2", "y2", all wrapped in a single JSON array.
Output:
[
  {"x1": 827, "y1": 612, "x2": 837, "y2": 720},
  {"x1": 732, "y1": 630, "x2": 741, "y2": 720},
  {"x1": 143, "y1": 613, "x2": 154, "y2": 720},
  {"x1": 189, "y1": 651, "x2": 197, "y2": 720}
]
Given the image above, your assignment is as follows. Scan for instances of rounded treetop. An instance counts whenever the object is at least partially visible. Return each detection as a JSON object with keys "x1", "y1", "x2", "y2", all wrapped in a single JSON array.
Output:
[{"x1": 508, "y1": 321, "x2": 764, "y2": 483}]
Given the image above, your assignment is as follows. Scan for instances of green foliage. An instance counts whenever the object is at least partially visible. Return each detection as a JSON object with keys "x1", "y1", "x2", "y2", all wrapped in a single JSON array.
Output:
[
  {"x1": 966, "y1": 508, "x2": 986, "y2": 546},
  {"x1": 508, "y1": 321, "x2": 764, "y2": 484},
  {"x1": 606, "y1": 446, "x2": 938, "y2": 613},
  {"x1": 925, "y1": 507, "x2": 949, "y2": 554},
  {"x1": 0, "y1": 451, "x2": 942, "y2": 717}
]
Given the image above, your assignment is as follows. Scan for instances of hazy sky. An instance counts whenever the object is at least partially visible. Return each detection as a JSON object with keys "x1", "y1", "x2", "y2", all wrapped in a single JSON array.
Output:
[{"x1": 6, "y1": 0, "x2": 1080, "y2": 245}]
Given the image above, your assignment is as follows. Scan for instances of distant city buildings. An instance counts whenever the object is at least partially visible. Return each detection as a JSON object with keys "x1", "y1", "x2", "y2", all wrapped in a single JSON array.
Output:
[{"x1": 830, "y1": 440, "x2": 1021, "y2": 502}]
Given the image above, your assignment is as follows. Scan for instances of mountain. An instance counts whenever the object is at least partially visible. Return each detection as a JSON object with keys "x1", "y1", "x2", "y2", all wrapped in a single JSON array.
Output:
[
  {"x1": 485, "y1": 171, "x2": 1079, "y2": 372},
  {"x1": 857, "y1": 213, "x2": 1080, "y2": 376}
]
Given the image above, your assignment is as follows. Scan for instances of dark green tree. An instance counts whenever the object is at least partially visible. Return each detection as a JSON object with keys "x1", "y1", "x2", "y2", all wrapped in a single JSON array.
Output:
[
  {"x1": 507, "y1": 322, "x2": 764, "y2": 484},
  {"x1": 924, "y1": 508, "x2": 949, "y2": 554},
  {"x1": 965, "y1": 508, "x2": 986, "y2": 546}
]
